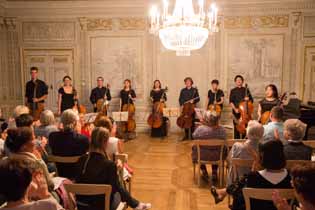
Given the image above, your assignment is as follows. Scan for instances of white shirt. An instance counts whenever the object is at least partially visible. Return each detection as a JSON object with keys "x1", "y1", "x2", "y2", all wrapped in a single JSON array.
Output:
[
  {"x1": 258, "y1": 169, "x2": 288, "y2": 185},
  {"x1": 106, "y1": 137, "x2": 119, "y2": 159}
]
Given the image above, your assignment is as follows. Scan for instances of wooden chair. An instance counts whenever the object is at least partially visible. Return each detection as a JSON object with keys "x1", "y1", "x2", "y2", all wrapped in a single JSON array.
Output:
[
  {"x1": 230, "y1": 158, "x2": 253, "y2": 181},
  {"x1": 47, "y1": 155, "x2": 81, "y2": 176},
  {"x1": 64, "y1": 183, "x2": 126, "y2": 210},
  {"x1": 303, "y1": 140, "x2": 315, "y2": 152},
  {"x1": 115, "y1": 153, "x2": 132, "y2": 194},
  {"x1": 242, "y1": 188, "x2": 295, "y2": 210},
  {"x1": 192, "y1": 139, "x2": 226, "y2": 187},
  {"x1": 225, "y1": 139, "x2": 246, "y2": 150},
  {"x1": 286, "y1": 160, "x2": 313, "y2": 171}
]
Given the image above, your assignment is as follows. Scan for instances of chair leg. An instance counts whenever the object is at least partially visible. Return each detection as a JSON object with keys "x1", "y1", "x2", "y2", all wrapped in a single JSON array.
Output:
[
  {"x1": 197, "y1": 164, "x2": 201, "y2": 187},
  {"x1": 193, "y1": 163, "x2": 196, "y2": 183}
]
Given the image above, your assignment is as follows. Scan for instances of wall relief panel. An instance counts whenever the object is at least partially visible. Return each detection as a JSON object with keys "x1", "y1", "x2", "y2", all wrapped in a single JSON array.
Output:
[
  {"x1": 226, "y1": 34, "x2": 284, "y2": 97},
  {"x1": 22, "y1": 22, "x2": 75, "y2": 41},
  {"x1": 118, "y1": 18, "x2": 146, "y2": 30},
  {"x1": 90, "y1": 36, "x2": 143, "y2": 101},
  {"x1": 224, "y1": 15, "x2": 289, "y2": 29},
  {"x1": 303, "y1": 16, "x2": 315, "y2": 37}
]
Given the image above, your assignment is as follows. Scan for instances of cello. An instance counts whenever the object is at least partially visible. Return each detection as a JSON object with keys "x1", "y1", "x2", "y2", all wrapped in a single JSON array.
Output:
[
  {"x1": 234, "y1": 84, "x2": 254, "y2": 135},
  {"x1": 208, "y1": 91, "x2": 222, "y2": 115},
  {"x1": 260, "y1": 92, "x2": 287, "y2": 124},
  {"x1": 96, "y1": 83, "x2": 110, "y2": 115},
  {"x1": 121, "y1": 91, "x2": 136, "y2": 133},
  {"x1": 177, "y1": 87, "x2": 199, "y2": 129},
  {"x1": 147, "y1": 87, "x2": 168, "y2": 128}
]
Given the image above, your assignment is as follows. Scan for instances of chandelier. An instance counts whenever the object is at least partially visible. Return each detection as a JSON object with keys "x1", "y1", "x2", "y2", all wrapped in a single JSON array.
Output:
[{"x1": 150, "y1": 0, "x2": 219, "y2": 56}]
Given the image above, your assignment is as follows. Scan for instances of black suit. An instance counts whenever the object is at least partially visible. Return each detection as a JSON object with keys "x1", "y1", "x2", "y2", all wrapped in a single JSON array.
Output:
[
  {"x1": 284, "y1": 141, "x2": 312, "y2": 160},
  {"x1": 75, "y1": 152, "x2": 139, "y2": 210},
  {"x1": 49, "y1": 130, "x2": 89, "y2": 179}
]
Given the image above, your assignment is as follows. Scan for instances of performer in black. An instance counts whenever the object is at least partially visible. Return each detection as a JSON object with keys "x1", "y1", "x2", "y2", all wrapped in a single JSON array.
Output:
[
  {"x1": 120, "y1": 79, "x2": 136, "y2": 108},
  {"x1": 90, "y1": 76, "x2": 111, "y2": 112},
  {"x1": 25, "y1": 67, "x2": 48, "y2": 121},
  {"x1": 178, "y1": 77, "x2": 200, "y2": 140},
  {"x1": 257, "y1": 84, "x2": 280, "y2": 121},
  {"x1": 58, "y1": 76, "x2": 77, "y2": 115},
  {"x1": 229, "y1": 75, "x2": 253, "y2": 139},
  {"x1": 149, "y1": 80, "x2": 168, "y2": 138},
  {"x1": 207, "y1": 79, "x2": 224, "y2": 109}
]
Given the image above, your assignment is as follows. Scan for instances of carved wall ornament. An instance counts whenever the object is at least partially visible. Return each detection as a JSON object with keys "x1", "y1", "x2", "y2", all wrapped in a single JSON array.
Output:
[
  {"x1": 86, "y1": 18, "x2": 112, "y2": 31},
  {"x1": 223, "y1": 15, "x2": 289, "y2": 29},
  {"x1": 291, "y1": 12, "x2": 302, "y2": 29},
  {"x1": 4, "y1": 17, "x2": 17, "y2": 30},
  {"x1": 22, "y1": 22, "x2": 75, "y2": 41},
  {"x1": 118, "y1": 18, "x2": 147, "y2": 30},
  {"x1": 0, "y1": 17, "x2": 4, "y2": 30}
]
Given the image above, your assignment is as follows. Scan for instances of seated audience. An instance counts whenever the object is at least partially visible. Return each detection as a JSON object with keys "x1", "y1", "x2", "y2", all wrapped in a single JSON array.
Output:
[
  {"x1": 283, "y1": 119, "x2": 312, "y2": 160},
  {"x1": 5, "y1": 127, "x2": 54, "y2": 192},
  {"x1": 49, "y1": 109, "x2": 89, "y2": 179},
  {"x1": 15, "y1": 113, "x2": 34, "y2": 128},
  {"x1": 94, "y1": 116, "x2": 123, "y2": 160},
  {"x1": 211, "y1": 140, "x2": 292, "y2": 210},
  {"x1": 263, "y1": 106, "x2": 285, "y2": 143},
  {"x1": 76, "y1": 127, "x2": 151, "y2": 210},
  {"x1": 0, "y1": 157, "x2": 63, "y2": 210},
  {"x1": 228, "y1": 120, "x2": 263, "y2": 184},
  {"x1": 272, "y1": 163, "x2": 315, "y2": 210},
  {"x1": 34, "y1": 110, "x2": 58, "y2": 139},
  {"x1": 8, "y1": 105, "x2": 30, "y2": 129},
  {"x1": 192, "y1": 111, "x2": 226, "y2": 182},
  {"x1": 0, "y1": 122, "x2": 8, "y2": 155}
]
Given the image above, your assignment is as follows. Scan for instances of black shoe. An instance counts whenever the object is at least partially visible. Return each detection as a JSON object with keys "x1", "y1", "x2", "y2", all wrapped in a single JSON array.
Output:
[
  {"x1": 210, "y1": 186, "x2": 223, "y2": 204},
  {"x1": 212, "y1": 174, "x2": 218, "y2": 183}
]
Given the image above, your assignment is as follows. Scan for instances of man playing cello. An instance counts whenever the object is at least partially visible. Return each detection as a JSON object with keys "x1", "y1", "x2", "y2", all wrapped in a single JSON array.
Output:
[{"x1": 90, "y1": 76, "x2": 111, "y2": 113}]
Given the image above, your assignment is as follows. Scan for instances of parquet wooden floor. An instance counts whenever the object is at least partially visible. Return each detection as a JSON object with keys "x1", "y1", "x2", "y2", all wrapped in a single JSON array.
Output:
[{"x1": 124, "y1": 134, "x2": 229, "y2": 210}]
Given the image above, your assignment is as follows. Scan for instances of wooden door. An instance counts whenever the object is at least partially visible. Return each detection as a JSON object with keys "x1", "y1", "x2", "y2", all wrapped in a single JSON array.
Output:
[{"x1": 22, "y1": 49, "x2": 74, "y2": 112}]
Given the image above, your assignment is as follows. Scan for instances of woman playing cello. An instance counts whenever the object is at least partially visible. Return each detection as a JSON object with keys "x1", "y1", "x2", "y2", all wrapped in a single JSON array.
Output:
[
  {"x1": 120, "y1": 79, "x2": 136, "y2": 139},
  {"x1": 207, "y1": 79, "x2": 224, "y2": 116},
  {"x1": 148, "y1": 80, "x2": 168, "y2": 138}
]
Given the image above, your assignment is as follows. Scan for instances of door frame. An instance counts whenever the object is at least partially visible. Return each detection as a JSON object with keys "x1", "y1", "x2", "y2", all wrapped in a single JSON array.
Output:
[
  {"x1": 301, "y1": 45, "x2": 315, "y2": 102},
  {"x1": 20, "y1": 47, "x2": 75, "y2": 110}
]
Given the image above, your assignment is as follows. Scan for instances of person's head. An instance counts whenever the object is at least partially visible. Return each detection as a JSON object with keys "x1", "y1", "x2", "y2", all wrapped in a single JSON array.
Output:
[
  {"x1": 5, "y1": 127, "x2": 35, "y2": 153},
  {"x1": 203, "y1": 111, "x2": 220, "y2": 127},
  {"x1": 211, "y1": 79, "x2": 219, "y2": 90},
  {"x1": 259, "y1": 140, "x2": 286, "y2": 170},
  {"x1": 0, "y1": 158, "x2": 33, "y2": 202},
  {"x1": 270, "y1": 106, "x2": 283, "y2": 122},
  {"x1": 63, "y1": 76, "x2": 72, "y2": 86},
  {"x1": 90, "y1": 127, "x2": 110, "y2": 153},
  {"x1": 0, "y1": 122, "x2": 8, "y2": 140},
  {"x1": 291, "y1": 164, "x2": 315, "y2": 208},
  {"x1": 94, "y1": 116, "x2": 113, "y2": 131},
  {"x1": 265, "y1": 84, "x2": 279, "y2": 98},
  {"x1": 13, "y1": 105, "x2": 30, "y2": 119},
  {"x1": 124, "y1": 79, "x2": 131, "y2": 89},
  {"x1": 153, "y1": 80, "x2": 162, "y2": 89},
  {"x1": 283, "y1": 119, "x2": 306, "y2": 141},
  {"x1": 184, "y1": 77, "x2": 193, "y2": 88},
  {"x1": 246, "y1": 120, "x2": 264, "y2": 142},
  {"x1": 40, "y1": 110, "x2": 55, "y2": 127},
  {"x1": 30, "y1": 67, "x2": 38, "y2": 80},
  {"x1": 15, "y1": 114, "x2": 33, "y2": 128},
  {"x1": 234, "y1": 75, "x2": 244, "y2": 87},
  {"x1": 97, "y1": 77, "x2": 104, "y2": 87},
  {"x1": 61, "y1": 109, "x2": 80, "y2": 131}
]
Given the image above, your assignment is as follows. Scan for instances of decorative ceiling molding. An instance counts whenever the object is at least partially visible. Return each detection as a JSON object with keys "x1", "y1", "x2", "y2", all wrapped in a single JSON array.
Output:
[
  {"x1": 224, "y1": 15, "x2": 289, "y2": 29},
  {"x1": 79, "y1": 17, "x2": 112, "y2": 31},
  {"x1": 118, "y1": 17, "x2": 146, "y2": 30}
]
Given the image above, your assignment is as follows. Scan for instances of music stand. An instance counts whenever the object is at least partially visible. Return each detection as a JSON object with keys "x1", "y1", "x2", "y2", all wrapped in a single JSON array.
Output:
[{"x1": 111, "y1": 111, "x2": 129, "y2": 141}]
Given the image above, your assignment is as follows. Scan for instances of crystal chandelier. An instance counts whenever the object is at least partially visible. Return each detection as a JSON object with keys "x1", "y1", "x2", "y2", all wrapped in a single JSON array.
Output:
[{"x1": 150, "y1": 0, "x2": 219, "y2": 56}]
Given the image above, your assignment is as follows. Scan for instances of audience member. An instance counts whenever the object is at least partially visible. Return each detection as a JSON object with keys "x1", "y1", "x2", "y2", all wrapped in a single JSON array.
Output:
[
  {"x1": 191, "y1": 111, "x2": 226, "y2": 182},
  {"x1": 5, "y1": 127, "x2": 54, "y2": 192},
  {"x1": 34, "y1": 110, "x2": 58, "y2": 139},
  {"x1": 95, "y1": 115, "x2": 123, "y2": 160},
  {"x1": 8, "y1": 105, "x2": 30, "y2": 129},
  {"x1": 272, "y1": 163, "x2": 315, "y2": 210},
  {"x1": 211, "y1": 141, "x2": 292, "y2": 210},
  {"x1": 263, "y1": 106, "x2": 285, "y2": 143},
  {"x1": 0, "y1": 158, "x2": 63, "y2": 210},
  {"x1": 15, "y1": 114, "x2": 33, "y2": 128},
  {"x1": 228, "y1": 120, "x2": 263, "y2": 184},
  {"x1": 49, "y1": 109, "x2": 89, "y2": 179},
  {"x1": 283, "y1": 119, "x2": 312, "y2": 160},
  {"x1": 76, "y1": 127, "x2": 151, "y2": 210},
  {"x1": 0, "y1": 122, "x2": 8, "y2": 155}
]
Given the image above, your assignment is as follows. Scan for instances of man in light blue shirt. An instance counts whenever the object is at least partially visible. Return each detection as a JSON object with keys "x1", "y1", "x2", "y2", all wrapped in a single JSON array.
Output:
[{"x1": 263, "y1": 106, "x2": 285, "y2": 143}]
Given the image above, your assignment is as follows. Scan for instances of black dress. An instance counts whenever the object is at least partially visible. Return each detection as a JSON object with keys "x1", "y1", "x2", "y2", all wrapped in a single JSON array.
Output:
[
  {"x1": 58, "y1": 87, "x2": 76, "y2": 112},
  {"x1": 120, "y1": 89, "x2": 136, "y2": 108},
  {"x1": 207, "y1": 89, "x2": 224, "y2": 108},
  {"x1": 259, "y1": 98, "x2": 280, "y2": 114},
  {"x1": 150, "y1": 89, "x2": 168, "y2": 138}
]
